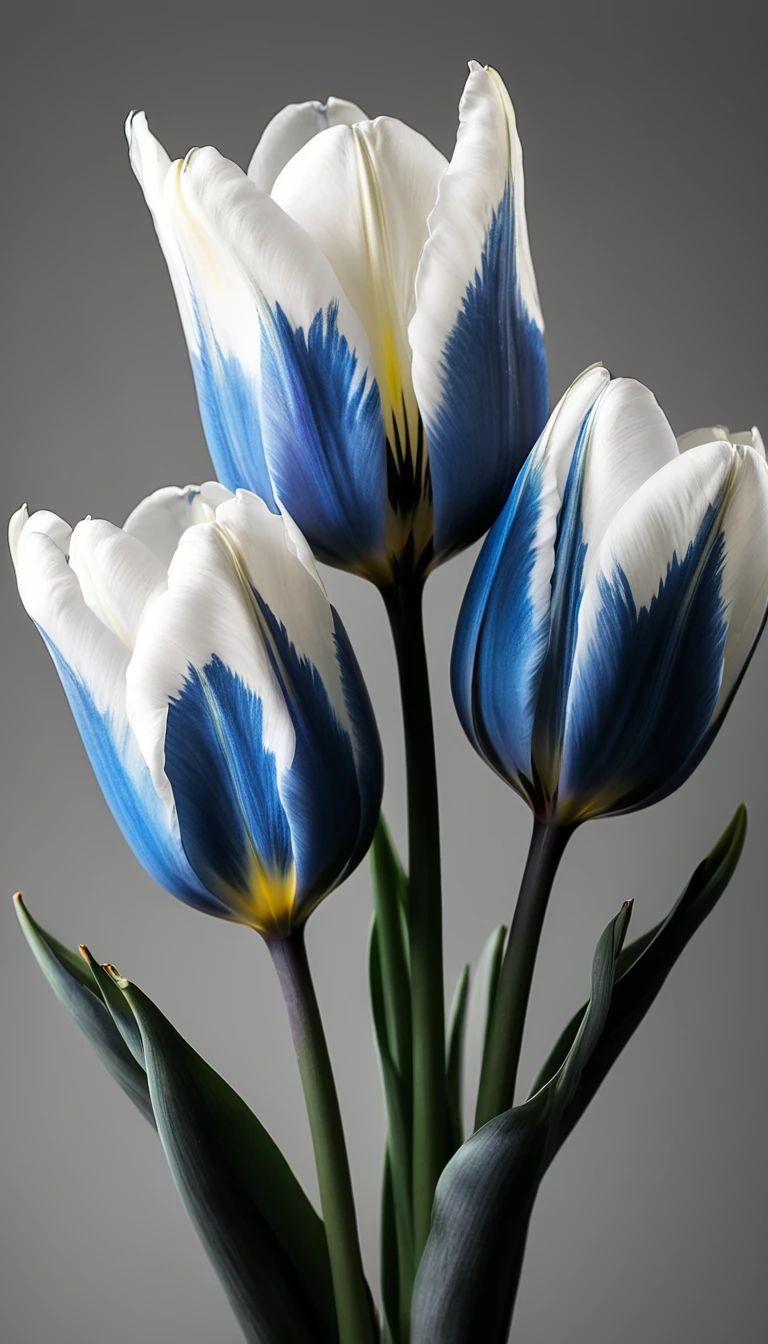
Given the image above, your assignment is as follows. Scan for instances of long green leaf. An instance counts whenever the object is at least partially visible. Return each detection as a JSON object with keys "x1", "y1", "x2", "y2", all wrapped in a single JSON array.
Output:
[
  {"x1": 446, "y1": 963, "x2": 470, "y2": 1152},
  {"x1": 370, "y1": 816, "x2": 413, "y2": 1343},
  {"x1": 15, "y1": 898, "x2": 340, "y2": 1344},
  {"x1": 371, "y1": 921, "x2": 413, "y2": 1342},
  {"x1": 410, "y1": 902, "x2": 632, "y2": 1344},
  {"x1": 115, "y1": 972, "x2": 341, "y2": 1344},
  {"x1": 13, "y1": 894, "x2": 153, "y2": 1124},
  {"x1": 530, "y1": 805, "x2": 747, "y2": 1148}
]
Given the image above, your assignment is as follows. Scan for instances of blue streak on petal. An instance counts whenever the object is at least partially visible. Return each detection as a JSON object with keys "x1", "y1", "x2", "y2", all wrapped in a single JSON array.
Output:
[
  {"x1": 259, "y1": 301, "x2": 387, "y2": 572},
  {"x1": 472, "y1": 457, "x2": 551, "y2": 795},
  {"x1": 253, "y1": 596, "x2": 369, "y2": 910},
  {"x1": 560, "y1": 508, "x2": 728, "y2": 819},
  {"x1": 164, "y1": 654, "x2": 292, "y2": 904},
  {"x1": 190, "y1": 313, "x2": 277, "y2": 509},
  {"x1": 451, "y1": 450, "x2": 548, "y2": 800},
  {"x1": 428, "y1": 181, "x2": 549, "y2": 561},
  {"x1": 42, "y1": 635, "x2": 223, "y2": 916}
]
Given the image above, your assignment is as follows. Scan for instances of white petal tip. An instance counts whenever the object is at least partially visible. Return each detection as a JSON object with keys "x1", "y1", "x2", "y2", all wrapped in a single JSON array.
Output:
[{"x1": 8, "y1": 505, "x2": 30, "y2": 568}]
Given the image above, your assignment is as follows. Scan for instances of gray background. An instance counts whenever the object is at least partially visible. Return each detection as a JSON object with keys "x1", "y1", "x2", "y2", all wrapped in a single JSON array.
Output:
[{"x1": 2, "y1": 1, "x2": 766, "y2": 1339}]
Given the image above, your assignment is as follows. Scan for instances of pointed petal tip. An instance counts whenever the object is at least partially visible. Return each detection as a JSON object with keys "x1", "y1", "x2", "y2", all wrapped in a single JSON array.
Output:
[{"x1": 125, "y1": 108, "x2": 146, "y2": 144}]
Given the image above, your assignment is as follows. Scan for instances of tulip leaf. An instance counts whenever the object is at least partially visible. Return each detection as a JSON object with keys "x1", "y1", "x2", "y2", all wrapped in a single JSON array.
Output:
[
  {"x1": 371, "y1": 921, "x2": 413, "y2": 1343},
  {"x1": 530, "y1": 804, "x2": 747, "y2": 1149},
  {"x1": 480, "y1": 924, "x2": 507, "y2": 1062},
  {"x1": 81, "y1": 946, "x2": 145, "y2": 1066},
  {"x1": 15, "y1": 898, "x2": 341, "y2": 1344},
  {"x1": 370, "y1": 816, "x2": 413, "y2": 1343},
  {"x1": 410, "y1": 901, "x2": 632, "y2": 1344},
  {"x1": 446, "y1": 963, "x2": 470, "y2": 1152},
  {"x1": 13, "y1": 894, "x2": 153, "y2": 1125},
  {"x1": 112, "y1": 973, "x2": 340, "y2": 1344},
  {"x1": 370, "y1": 816, "x2": 411, "y2": 1078}
]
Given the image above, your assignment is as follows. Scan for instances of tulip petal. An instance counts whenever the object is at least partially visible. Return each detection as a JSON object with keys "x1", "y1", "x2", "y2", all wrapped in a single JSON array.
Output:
[
  {"x1": 163, "y1": 652, "x2": 296, "y2": 932},
  {"x1": 531, "y1": 377, "x2": 680, "y2": 790},
  {"x1": 250, "y1": 599, "x2": 381, "y2": 917},
  {"x1": 677, "y1": 424, "x2": 765, "y2": 459},
  {"x1": 452, "y1": 368, "x2": 608, "y2": 795},
  {"x1": 248, "y1": 96, "x2": 367, "y2": 194},
  {"x1": 559, "y1": 442, "x2": 747, "y2": 819},
  {"x1": 271, "y1": 116, "x2": 446, "y2": 574},
  {"x1": 126, "y1": 492, "x2": 378, "y2": 928},
  {"x1": 271, "y1": 116, "x2": 446, "y2": 408},
  {"x1": 409, "y1": 63, "x2": 548, "y2": 559},
  {"x1": 123, "y1": 482, "x2": 232, "y2": 567},
  {"x1": 709, "y1": 445, "x2": 768, "y2": 715},
  {"x1": 69, "y1": 519, "x2": 168, "y2": 650},
  {"x1": 159, "y1": 137, "x2": 387, "y2": 571},
  {"x1": 11, "y1": 513, "x2": 218, "y2": 913},
  {"x1": 214, "y1": 494, "x2": 382, "y2": 900}
]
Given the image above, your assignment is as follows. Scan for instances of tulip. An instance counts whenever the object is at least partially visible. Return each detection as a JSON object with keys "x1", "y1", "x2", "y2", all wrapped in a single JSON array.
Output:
[
  {"x1": 126, "y1": 62, "x2": 548, "y2": 586},
  {"x1": 11, "y1": 483, "x2": 383, "y2": 1340},
  {"x1": 10, "y1": 484, "x2": 383, "y2": 938},
  {"x1": 452, "y1": 366, "x2": 768, "y2": 1124}
]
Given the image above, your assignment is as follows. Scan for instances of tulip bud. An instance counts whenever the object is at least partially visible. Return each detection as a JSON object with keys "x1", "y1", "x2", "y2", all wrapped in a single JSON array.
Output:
[
  {"x1": 452, "y1": 366, "x2": 768, "y2": 825},
  {"x1": 126, "y1": 62, "x2": 548, "y2": 587},
  {"x1": 10, "y1": 485, "x2": 383, "y2": 935}
]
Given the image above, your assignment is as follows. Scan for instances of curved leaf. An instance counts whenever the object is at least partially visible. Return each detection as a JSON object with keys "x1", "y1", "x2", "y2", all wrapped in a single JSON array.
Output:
[
  {"x1": 411, "y1": 902, "x2": 632, "y2": 1344},
  {"x1": 531, "y1": 805, "x2": 747, "y2": 1149},
  {"x1": 115, "y1": 975, "x2": 340, "y2": 1344},
  {"x1": 14, "y1": 898, "x2": 340, "y2": 1344},
  {"x1": 13, "y1": 894, "x2": 153, "y2": 1124},
  {"x1": 446, "y1": 963, "x2": 470, "y2": 1152},
  {"x1": 370, "y1": 816, "x2": 413, "y2": 1342}
]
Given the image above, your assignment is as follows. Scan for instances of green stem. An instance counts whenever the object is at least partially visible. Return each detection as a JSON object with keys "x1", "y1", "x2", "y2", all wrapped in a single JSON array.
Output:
[
  {"x1": 474, "y1": 819, "x2": 571, "y2": 1130},
  {"x1": 270, "y1": 929, "x2": 375, "y2": 1344},
  {"x1": 382, "y1": 580, "x2": 448, "y2": 1262}
]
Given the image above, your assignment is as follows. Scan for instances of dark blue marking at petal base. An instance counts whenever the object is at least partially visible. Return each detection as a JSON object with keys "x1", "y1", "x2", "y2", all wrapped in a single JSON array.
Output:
[
  {"x1": 164, "y1": 655, "x2": 293, "y2": 903},
  {"x1": 253, "y1": 596, "x2": 370, "y2": 911},
  {"x1": 560, "y1": 507, "x2": 728, "y2": 818},
  {"x1": 191, "y1": 319, "x2": 277, "y2": 510},
  {"x1": 259, "y1": 301, "x2": 387, "y2": 571},
  {"x1": 43, "y1": 637, "x2": 223, "y2": 916},
  {"x1": 428, "y1": 181, "x2": 549, "y2": 561},
  {"x1": 468, "y1": 454, "x2": 552, "y2": 795}
]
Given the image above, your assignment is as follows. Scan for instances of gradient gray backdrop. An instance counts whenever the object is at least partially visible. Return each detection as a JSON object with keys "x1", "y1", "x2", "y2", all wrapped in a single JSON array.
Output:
[{"x1": 2, "y1": 1, "x2": 766, "y2": 1339}]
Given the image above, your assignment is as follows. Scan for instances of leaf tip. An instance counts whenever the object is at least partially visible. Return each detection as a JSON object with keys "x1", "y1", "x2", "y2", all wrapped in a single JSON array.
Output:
[{"x1": 104, "y1": 963, "x2": 129, "y2": 990}]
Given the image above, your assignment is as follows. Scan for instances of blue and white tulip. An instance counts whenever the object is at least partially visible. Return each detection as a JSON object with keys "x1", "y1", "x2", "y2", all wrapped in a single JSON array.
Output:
[
  {"x1": 126, "y1": 63, "x2": 548, "y2": 586},
  {"x1": 452, "y1": 366, "x2": 768, "y2": 826},
  {"x1": 10, "y1": 486, "x2": 383, "y2": 936}
]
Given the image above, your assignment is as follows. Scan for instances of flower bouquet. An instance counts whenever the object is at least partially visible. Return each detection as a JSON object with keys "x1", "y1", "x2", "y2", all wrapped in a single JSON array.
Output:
[{"x1": 11, "y1": 61, "x2": 766, "y2": 1343}]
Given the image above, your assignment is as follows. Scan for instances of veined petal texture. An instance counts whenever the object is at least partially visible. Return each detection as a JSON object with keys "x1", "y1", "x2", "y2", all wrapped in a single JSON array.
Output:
[
  {"x1": 127, "y1": 114, "x2": 387, "y2": 577},
  {"x1": 126, "y1": 491, "x2": 383, "y2": 934},
  {"x1": 11, "y1": 485, "x2": 381, "y2": 933},
  {"x1": 451, "y1": 366, "x2": 608, "y2": 804},
  {"x1": 452, "y1": 369, "x2": 768, "y2": 825},
  {"x1": 560, "y1": 440, "x2": 768, "y2": 821},
  {"x1": 128, "y1": 63, "x2": 550, "y2": 586},
  {"x1": 409, "y1": 62, "x2": 549, "y2": 561},
  {"x1": 9, "y1": 505, "x2": 222, "y2": 915}
]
